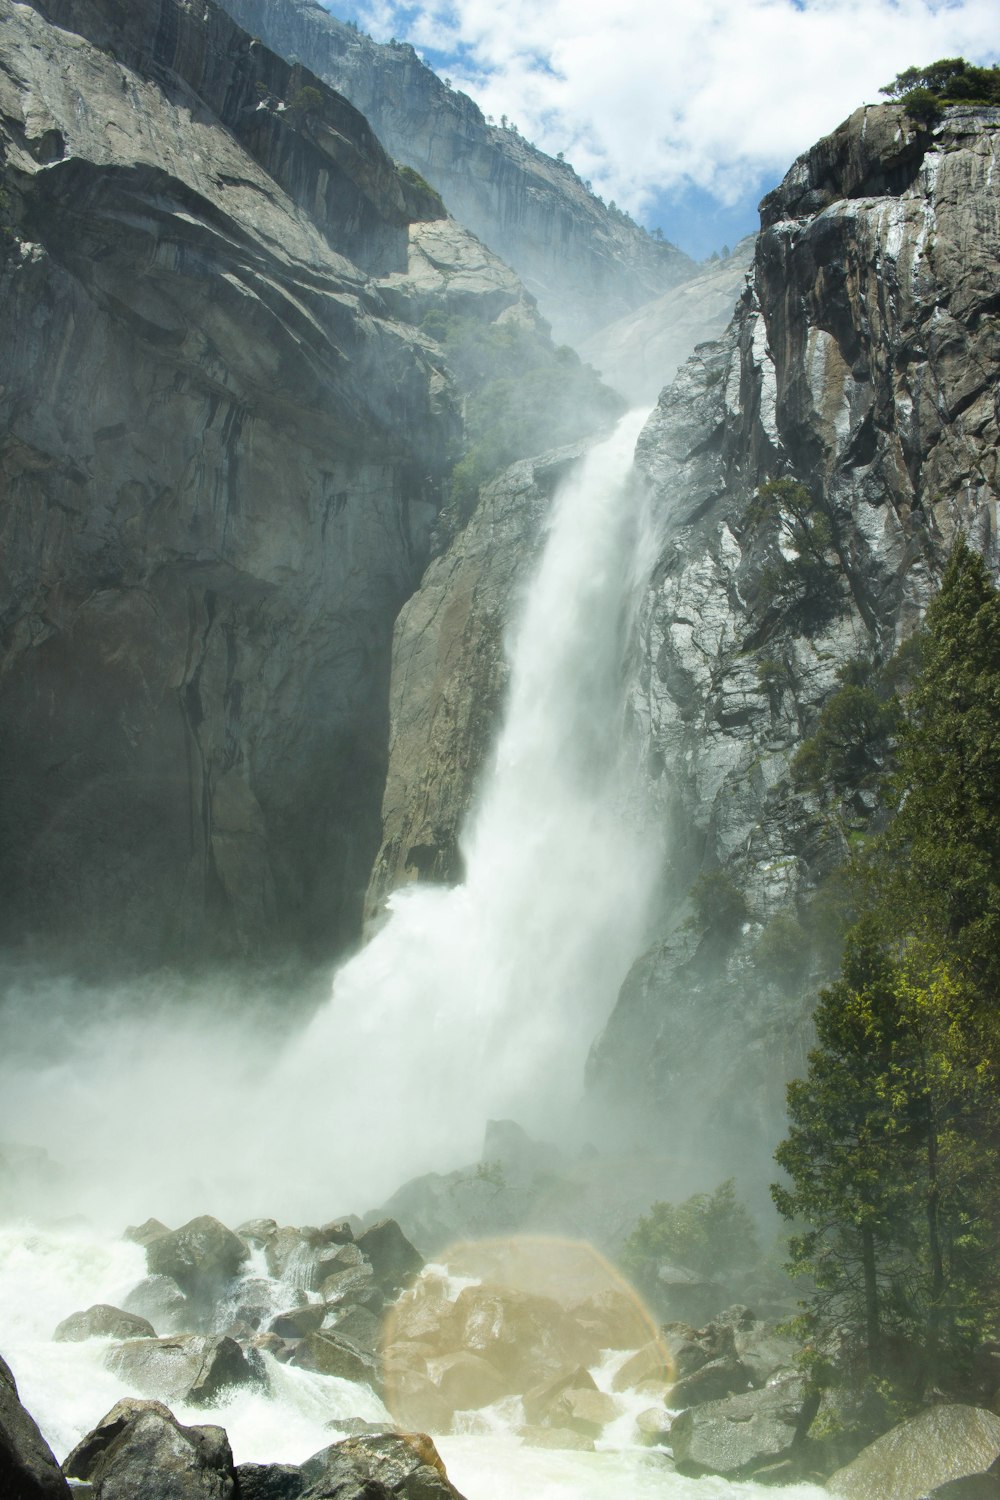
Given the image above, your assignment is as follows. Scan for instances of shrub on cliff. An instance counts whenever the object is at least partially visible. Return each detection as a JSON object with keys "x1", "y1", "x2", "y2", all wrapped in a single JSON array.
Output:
[{"x1": 881, "y1": 58, "x2": 1000, "y2": 124}]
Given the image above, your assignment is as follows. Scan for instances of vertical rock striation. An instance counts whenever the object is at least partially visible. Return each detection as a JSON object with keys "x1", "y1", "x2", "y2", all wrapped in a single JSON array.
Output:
[
  {"x1": 586, "y1": 101, "x2": 1000, "y2": 1186},
  {"x1": 0, "y1": 0, "x2": 543, "y2": 970}
]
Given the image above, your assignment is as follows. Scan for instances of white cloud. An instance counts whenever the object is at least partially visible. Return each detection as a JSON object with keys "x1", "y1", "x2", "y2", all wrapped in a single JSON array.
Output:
[{"x1": 349, "y1": 0, "x2": 999, "y2": 217}]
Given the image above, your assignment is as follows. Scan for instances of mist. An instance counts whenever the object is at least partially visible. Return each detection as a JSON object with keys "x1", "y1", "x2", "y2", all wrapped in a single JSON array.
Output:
[{"x1": 0, "y1": 412, "x2": 665, "y2": 1234}]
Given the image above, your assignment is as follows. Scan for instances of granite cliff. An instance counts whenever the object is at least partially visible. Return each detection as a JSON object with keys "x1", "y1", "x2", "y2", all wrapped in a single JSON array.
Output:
[
  {"x1": 216, "y1": 0, "x2": 696, "y2": 344},
  {"x1": 371, "y1": 99, "x2": 1000, "y2": 1188},
  {"x1": 0, "y1": 0, "x2": 594, "y2": 971}
]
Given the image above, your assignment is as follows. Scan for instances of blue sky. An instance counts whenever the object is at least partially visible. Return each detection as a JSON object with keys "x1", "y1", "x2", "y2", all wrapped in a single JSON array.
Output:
[{"x1": 323, "y1": 0, "x2": 998, "y2": 260}]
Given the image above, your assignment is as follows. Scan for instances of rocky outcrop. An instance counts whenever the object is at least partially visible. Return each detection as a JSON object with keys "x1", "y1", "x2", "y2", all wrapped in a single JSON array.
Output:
[
  {"x1": 0, "y1": 0, "x2": 563, "y2": 972},
  {"x1": 0, "y1": 1353, "x2": 70, "y2": 1500},
  {"x1": 585, "y1": 101, "x2": 1000, "y2": 1191},
  {"x1": 216, "y1": 0, "x2": 695, "y2": 344},
  {"x1": 364, "y1": 445, "x2": 585, "y2": 911}
]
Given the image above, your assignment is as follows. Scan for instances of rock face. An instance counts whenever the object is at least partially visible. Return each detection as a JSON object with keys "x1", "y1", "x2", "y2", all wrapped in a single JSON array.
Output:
[
  {"x1": 0, "y1": 0, "x2": 558, "y2": 972},
  {"x1": 364, "y1": 445, "x2": 584, "y2": 911},
  {"x1": 578, "y1": 236, "x2": 757, "y2": 403},
  {"x1": 585, "y1": 101, "x2": 1000, "y2": 1190},
  {"x1": 215, "y1": 0, "x2": 695, "y2": 344},
  {"x1": 0, "y1": 1352, "x2": 71, "y2": 1500},
  {"x1": 65, "y1": 1397, "x2": 238, "y2": 1500},
  {"x1": 827, "y1": 1404, "x2": 1000, "y2": 1500}
]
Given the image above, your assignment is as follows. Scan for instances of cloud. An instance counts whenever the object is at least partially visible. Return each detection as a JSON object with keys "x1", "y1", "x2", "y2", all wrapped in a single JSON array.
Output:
[{"x1": 344, "y1": 0, "x2": 999, "y2": 220}]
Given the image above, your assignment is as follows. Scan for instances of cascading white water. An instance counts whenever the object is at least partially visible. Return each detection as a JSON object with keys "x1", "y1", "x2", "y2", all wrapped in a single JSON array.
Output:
[
  {"x1": 0, "y1": 416, "x2": 831, "y2": 1498},
  {"x1": 269, "y1": 408, "x2": 663, "y2": 1203}
]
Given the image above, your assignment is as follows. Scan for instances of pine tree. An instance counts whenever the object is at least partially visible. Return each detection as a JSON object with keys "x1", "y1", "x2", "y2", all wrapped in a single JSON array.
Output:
[{"x1": 773, "y1": 540, "x2": 1000, "y2": 1393}]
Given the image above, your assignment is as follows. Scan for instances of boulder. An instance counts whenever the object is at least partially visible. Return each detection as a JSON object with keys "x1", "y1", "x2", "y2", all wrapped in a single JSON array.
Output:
[
  {"x1": 105, "y1": 1334, "x2": 260, "y2": 1405},
  {"x1": 265, "y1": 1229, "x2": 325, "y2": 1288},
  {"x1": 611, "y1": 1339, "x2": 673, "y2": 1392},
  {"x1": 522, "y1": 1366, "x2": 597, "y2": 1426},
  {"x1": 668, "y1": 1354, "x2": 754, "y2": 1407},
  {"x1": 291, "y1": 1331, "x2": 382, "y2": 1392},
  {"x1": 382, "y1": 1370, "x2": 452, "y2": 1434},
  {"x1": 301, "y1": 1432, "x2": 465, "y2": 1500},
  {"x1": 425, "y1": 1352, "x2": 509, "y2": 1413},
  {"x1": 554, "y1": 1387, "x2": 617, "y2": 1437},
  {"x1": 0, "y1": 1352, "x2": 71, "y2": 1499},
  {"x1": 124, "y1": 1219, "x2": 172, "y2": 1250},
  {"x1": 54, "y1": 1306, "x2": 155, "y2": 1343},
  {"x1": 64, "y1": 1398, "x2": 236, "y2": 1500},
  {"x1": 324, "y1": 1306, "x2": 382, "y2": 1353},
  {"x1": 235, "y1": 1463, "x2": 306, "y2": 1500},
  {"x1": 447, "y1": 1284, "x2": 590, "y2": 1388},
  {"x1": 268, "y1": 1307, "x2": 327, "y2": 1340},
  {"x1": 319, "y1": 1266, "x2": 378, "y2": 1307},
  {"x1": 318, "y1": 1221, "x2": 358, "y2": 1245},
  {"x1": 636, "y1": 1406, "x2": 672, "y2": 1444},
  {"x1": 827, "y1": 1405, "x2": 1000, "y2": 1500},
  {"x1": 733, "y1": 1321, "x2": 799, "y2": 1387},
  {"x1": 237, "y1": 1220, "x2": 279, "y2": 1249},
  {"x1": 145, "y1": 1217, "x2": 248, "y2": 1304},
  {"x1": 569, "y1": 1289, "x2": 653, "y2": 1351},
  {"x1": 924, "y1": 1480, "x2": 1000, "y2": 1500},
  {"x1": 668, "y1": 1371, "x2": 817, "y2": 1477},
  {"x1": 354, "y1": 1223, "x2": 423, "y2": 1295},
  {"x1": 122, "y1": 1276, "x2": 190, "y2": 1335}
]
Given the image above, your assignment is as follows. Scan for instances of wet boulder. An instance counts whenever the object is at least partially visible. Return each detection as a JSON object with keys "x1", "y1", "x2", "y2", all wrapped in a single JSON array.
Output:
[
  {"x1": 265, "y1": 1228, "x2": 323, "y2": 1287},
  {"x1": 355, "y1": 1223, "x2": 423, "y2": 1296},
  {"x1": 425, "y1": 1351, "x2": 509, "y2": 1413},
  {"x1": 668, "y1": 1371, "x2": 818, "y2": 1478},
  {"x1": 105, "y1": 1334, "x2": 261, "y2": 1405},
  {"x1": 827, "y1": 1405, "x2": 1000, "y2": 1500},
  {"x1": 64, "y1": 1397, "x2": 236, "y2": 1500},
  {"x1": 668, "y1": 1354, "x2": 753, "y2": 1407},
  {"x1": 124, "y1": 1218, "x2": 171, "y2": 1250},
  {"x1": 446, "y1": 1284, "x2": 591, "y2": 1388},
  {"x1": 733, "y1": 1320, "x2": 798, "y2": 1387},
  {"x1": 145, "y1": 1217, "x2": 248, "y2": 1306},
  {"x1": 122, "y1": 1275, "x2": 190, "y2": 1334},
  {"x1": 290, "y1": 1331, "x2": 382, "y2": 1392},
  {"x1": 323, "y1": 1305, "x2": 382, "y2": 1353},
  {"x1": 570, "y1": 1288, "x2": 653, "y2": 1351},
  {"x1": 268, "y1": 1306, "x2": 327, "y2": 1340},
  {"x1": 235, "y1": 1463, "x2": 306, "y2": 1500},
  {"x1": 610, "y1": 1338, "x2": 673, "y2": 1392},
  {"x1": 0, "y1": 1352, "x2": 71, "y2": 1499},
  {"x1": 320, "y1": 1265, "x2": 378, "y2": 1307},
  {"x1": 522, "y1": 1366, "x2": 598, "y2": 1426},
  {"x1": 382, "y1": 1369, "x2": 451, "y2": 1434},
  {"x1": 923, "y1": 1479, "x2": 1000, "y2": 1500},
  {"x1": 54, "y1": 1306, "x2": 155, "y2": 1343},
  {"x1": 301, "y1": 1432, "x2": 466, "y2": 1500}
]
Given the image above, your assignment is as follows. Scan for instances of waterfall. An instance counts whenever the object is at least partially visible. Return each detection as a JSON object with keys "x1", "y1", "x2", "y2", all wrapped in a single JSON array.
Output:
[
  {"x1": 0, "y1": 410, "x2": 660, "y2": 1226},
  {"x1": 274, "y1": 408, "x2": 662, "y2": 1205}
]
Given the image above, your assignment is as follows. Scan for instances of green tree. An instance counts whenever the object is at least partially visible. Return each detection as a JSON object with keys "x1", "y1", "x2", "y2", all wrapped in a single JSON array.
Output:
[
  {"x1": 774, "y1": 541, "x2": 1000, "y2": 1393},
  {"x1": 622, "y1": 1179, "x2": 759, "y2": 1293},
  {"x1": 748, "y1": 479, "x2": 842, "y2": 633},
  {"x1": 875, "y1": 541, "x2": 1000, "y2": 990}
]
